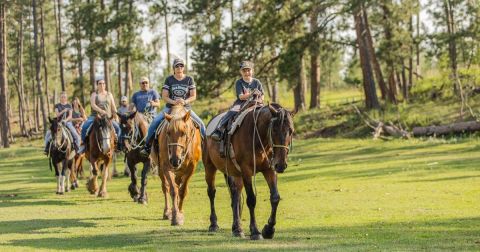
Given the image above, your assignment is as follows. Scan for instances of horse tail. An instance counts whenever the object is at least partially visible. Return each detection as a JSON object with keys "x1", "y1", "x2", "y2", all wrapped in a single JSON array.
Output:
[{"x1": 49, "y1": 156, "x2": 53, "y2": 172}]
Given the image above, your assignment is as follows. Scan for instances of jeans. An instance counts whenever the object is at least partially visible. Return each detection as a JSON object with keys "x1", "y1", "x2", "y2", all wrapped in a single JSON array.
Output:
[
  {"x1": 65, "y1": 121, "x2": 81, "y2": 149},
  {"x1": 145, "y1": 107, "x2": 206, "y2": 146},
  {"x1": 81, "y1": 116, "x2": 120, "y2": 143}
]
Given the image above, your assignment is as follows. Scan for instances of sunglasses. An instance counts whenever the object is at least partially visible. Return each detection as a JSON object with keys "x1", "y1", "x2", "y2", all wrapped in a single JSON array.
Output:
[
  {"x1": 141, "y1": 81, "x2": 148, "y2": 84},
  {"x1": 175, "y1": 64, "x2": 184, "y2": 68}
]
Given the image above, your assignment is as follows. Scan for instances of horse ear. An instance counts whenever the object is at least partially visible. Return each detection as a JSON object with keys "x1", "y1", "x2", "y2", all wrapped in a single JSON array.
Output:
[
  {"x1": 183, "y1": 110, "x2": 191, "y2": 122},
  {"x1": 128, "y1": 111, "x2": 137, "y2": 120},
  {"x1": 165, "y1": 112, "x2": 173, "y2": 122},
  {"x1": 290, "y1": 108, "x2": 297, "y2": 117},
  {"x1": 268, "y1": 104, "x2": 279, "y2": 115}
]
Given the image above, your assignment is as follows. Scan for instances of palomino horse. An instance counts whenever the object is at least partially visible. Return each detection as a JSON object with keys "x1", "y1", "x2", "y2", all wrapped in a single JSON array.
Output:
[
  {"x1": 150, "y1": 105, "x2": 202, "y2": 225},
  {"x1": 117, "y1": 111, "x2": 153, "y2": 204},
  {"x1": 203, "y1": 103, "x2": 295, "y2": 240},
  {"x1": 48, "y1": 118, "x2": 79, "y2": 194},
  {"x1": 85, "y1": 115, "x2": 116, "y2": 197}
]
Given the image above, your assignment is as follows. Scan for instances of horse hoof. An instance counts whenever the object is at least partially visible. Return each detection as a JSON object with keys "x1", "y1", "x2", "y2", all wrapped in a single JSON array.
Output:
[
  {"x1": 70, "y1": 185, "x2": 76, "y2": 190},
  {"x1": 55, "y1": 191, "x2": 60, "y2": 195},
  {"x1": 132, "y1": 195, "x2": 139, "y2": 202},
  {"x1": 171, "y1": 216, "x2": 184, "y2": 226},
  {"x1": 65, "y1": 188, "x2": 70, "y2": 193},
  {"x1": 250, "y1": 233, "x2": 263, "y2": 240},
  {"x1": 57, "y1": 192, "x2": 64, "y2": 195},
  {"x1": 137, "y1": 198, "x2": 148, "y2": 205},
  {"x1": 163, "y1": 211, "x2": 172, "y2": 220},
  {"x1": 208, "y1": 224, "x2": 219, "y2": 232},
  {"x1": 261, "y1": 224, "x2": 275, "y2": 239},
  {"x1": 232, "y1": 230, "x2": 245, "y2": 238},
  {"x1": 97, "y1": 191, "x2": 108, "y2": 198}
]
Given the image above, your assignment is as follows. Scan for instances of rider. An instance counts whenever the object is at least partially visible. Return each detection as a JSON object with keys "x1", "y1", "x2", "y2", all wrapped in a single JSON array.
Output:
[
  {"x1": 43, "y1": 91, "x2": 82, "y2": 154},
  {"x1": 211, "y1": 60, "x2": 264, "y2": 141},
  {"x1": 78, "y1": 78, "x2": 121, "y2": 154},
  {"x1": 71, "y1": 97, "x2": 87, "y2": 133},
  {"x1": 141, "y1": 58, "x2": 206, "y2": 156},
  {"x1": 118, "y1": 96, "x2": 130, "y2": 116},
  {"x1": 131, "y1": 76, "x2": 161, "y2": 117}
]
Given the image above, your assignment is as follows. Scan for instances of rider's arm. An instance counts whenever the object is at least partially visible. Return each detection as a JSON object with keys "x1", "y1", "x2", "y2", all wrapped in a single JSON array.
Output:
[
  {"x1": 162, "y1": 89, "x2": 177, "y2": 105},
  {"x1": 108, "y1": 93, "x2": 119, "y2": 121},
  {"x1": 185, "y1": 89, "x2": 196, "y2": 105},
  {"x1": 55, "y1": 107, "x2": 62, "y2": 118},
  {"x1": 90, "y1": 93, "x2": 106, "y2": 115},
  {"x1": 150, "y1": 98, "x2": 160, "y2": 108},
  {"x1": 65, "y1": 108, "x2": 73, "y2": 121},
  {"x1": 235, "y1": 80, "x2": 251, "y2": 101}
]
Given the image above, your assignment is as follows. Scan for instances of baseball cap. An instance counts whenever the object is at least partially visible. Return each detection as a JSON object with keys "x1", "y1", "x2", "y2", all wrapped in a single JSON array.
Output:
[{"x1": 240, "y1": 60, "x2": 254, "y2": 70}]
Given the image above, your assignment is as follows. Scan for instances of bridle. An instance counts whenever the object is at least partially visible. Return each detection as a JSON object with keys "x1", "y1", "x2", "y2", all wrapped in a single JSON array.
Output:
[
  {"x1": 51, "y1": 121, "x2": 71, "y2": 154},
  {"x1": 165, "y1": 117, "x2": 196, "y2": 167},
  {"x1": 95, "y1": 118, "x2": 113, "y2": 154}
]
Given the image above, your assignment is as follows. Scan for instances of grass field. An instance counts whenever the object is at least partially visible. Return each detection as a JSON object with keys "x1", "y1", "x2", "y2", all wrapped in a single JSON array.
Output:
[{"x1": 0, "y1": 137, "x2": 480, "y2": 251}]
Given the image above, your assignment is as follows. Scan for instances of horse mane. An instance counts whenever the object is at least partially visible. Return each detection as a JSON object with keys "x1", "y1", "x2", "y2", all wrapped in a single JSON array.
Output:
[{"x1": 168, "y1": 105, "x2": 189, "y2": 132}]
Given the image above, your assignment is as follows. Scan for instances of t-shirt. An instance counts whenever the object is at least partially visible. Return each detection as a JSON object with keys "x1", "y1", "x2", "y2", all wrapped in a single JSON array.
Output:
[
  {"x1": 117, "y1": 106, "x2": 129, "y2": 116},
  {"x1": 54, "y1": 103, "x2": 72, "y2": 120},
  {"x1": 234, "y1": 78, "x2": 264, "y2": 101},
  {"x1": 131, "y1": 89, "x2": 160, "y2": 113},
  {"x1": 163, "y1": 75, "x2": 196, "y2": 108}
]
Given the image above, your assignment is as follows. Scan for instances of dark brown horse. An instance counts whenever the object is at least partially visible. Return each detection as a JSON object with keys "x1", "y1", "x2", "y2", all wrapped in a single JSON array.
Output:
[
  {"x1": 150, "y1": 105, "x2": 202, "y2": 225},
  {"x1": 85, "y1": 115, "x2": 115, "y2": 197},
  {"x1": 48, "y1": 118, "x2": 79, "y2": 194},
  {"x1": 117, "y1": 111, "x2": 152, "y2": 204},
  {"x1": 203, "y1": 103, "x2": 295, "y2": 240}
]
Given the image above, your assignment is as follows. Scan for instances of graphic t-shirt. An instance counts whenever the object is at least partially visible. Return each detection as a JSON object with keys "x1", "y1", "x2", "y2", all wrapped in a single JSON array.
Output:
[
  {"x1": 163, "y1": 75, "x2": 196, "y2": 108},
  {"x1": 54, "y1": 103, "x2": 72, "y2": 120}
]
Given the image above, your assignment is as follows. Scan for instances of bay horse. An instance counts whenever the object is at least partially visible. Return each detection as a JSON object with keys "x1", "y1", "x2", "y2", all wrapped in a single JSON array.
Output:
[
  {"x1": 150, "y1": 105, "x2": 202, "y2": 225},
  {"x1": 48, "y1": 118, "x2": 79, "y2": 194},
  {"x1": 117, "y1": 111, "x2": 153, "y2": 204},
  {"x1": 202, "y1": 103, "x2": 295, "y2": 240},
  {"x1": 85, "y1": 115, "x2": 115, "y2": 198}
]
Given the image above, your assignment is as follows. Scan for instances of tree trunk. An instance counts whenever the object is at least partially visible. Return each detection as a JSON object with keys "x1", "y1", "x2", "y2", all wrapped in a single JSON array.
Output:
[
  {"x1": 75, "y1": 20, "x2": 85, "y2": 106},
  {"x1": 100, "y1": 0, "x2": 111, "y2": 92},
  {"x1": 416, "y1": 11, "x2": 420, "y2": 81},
  {"x1": 0, "y1": 3, "x2": 9, "y2": 147},
  {"x1": 401, "y1": 64, "x2": 408, "y2": 101},
  {"x1": 408, "y1": 15, "x2": 414, "y2": 89},
  {"x1": 309, "y1": 8, "x2": 320, "y2": 109},
  {"x1": 54, "y1": 0, "x2": 66, "y2": 91},
  {"x1": 104, "y1": 60, "x2": 111, "y2": 92},
  {"x1": 124, "y1": 57, "x2": 132, "y2": 98},
  {"x1": 17, "y1": 7, "x2": 28, "y2": 137},
  {"x1": 40, "y1": 4, "x2": 50, "y2": 113},
  {"x1": 413, "y1": 121, "x2": 480, "y2": 137},
  {"x1": 33, "y1": 0, "x2": 48, "y2": 134},
  {"x1": 443, "y1": 0, "x2": 461, "y2": 95},
  {"x1": 381, "y1": 0, "x2": 398, "y2": 104},
  {"x1": 163, "y1": 0, "x2": 170, "y2": 67},
  {"x1": 354, "y1": 5, "x2": 380, "y2": 110},
  {"x1": 293, "y1": 55, "x2": 306, "y2": 112},
  {"x1": 89, "y1": 56, "x2": 95, "y2": 92},
  {"x1": 363, "y1": 6, "x2": 391, "y2": 103}
]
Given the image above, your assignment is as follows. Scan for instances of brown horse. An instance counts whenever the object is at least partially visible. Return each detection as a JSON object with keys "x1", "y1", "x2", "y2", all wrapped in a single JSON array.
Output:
[
  {"x1": 150, "y1": 105, "x2": 202, "y2": 225},
  {"x1": 48, "y1": 118, "x2": 79, "y2": 194},
  {"x1": 117, "y1": 111, "x2": 152, "y2": 204},
  {"x1": 203, "y1": 103, "x2": 295, "y2": 240},
  {"x1": 85, "y1": 115, "x2": 115, "y2": 197}
]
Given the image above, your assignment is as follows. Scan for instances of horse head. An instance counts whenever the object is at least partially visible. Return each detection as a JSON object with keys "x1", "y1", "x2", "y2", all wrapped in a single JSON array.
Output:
[
  {"x1": 164, "y1": 107, "x2": 193, "y2": 169},
  {"x1": 94, "y1": 114, "x2": 115, "y2": 155},
  {"x1": 267, "y1": 104, "x2": 295, "y2": 173},
  {"x1": 49, "y1": 117, "x2": 68, "y2": 148},
  {"x1": 117, "y1": 111, "x2": 136, "y2": 150}
]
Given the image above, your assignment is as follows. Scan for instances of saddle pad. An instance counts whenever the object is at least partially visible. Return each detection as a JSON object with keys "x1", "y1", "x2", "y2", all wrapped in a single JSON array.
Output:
[
  {"x1": 228, "y1": 105, "x2": 262, "y2": 136},
  {"x1": 206, "y1": 112, "x2": 227, "y2": 136}
]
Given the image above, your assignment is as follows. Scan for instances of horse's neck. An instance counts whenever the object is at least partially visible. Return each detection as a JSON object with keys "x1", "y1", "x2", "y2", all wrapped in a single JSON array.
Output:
[
  {"x1": 135, "y1": 115, "x2": 148, "y2": 137},
  {"x1": 170, "y1": 106, "x2": 185, "y2": 116}
]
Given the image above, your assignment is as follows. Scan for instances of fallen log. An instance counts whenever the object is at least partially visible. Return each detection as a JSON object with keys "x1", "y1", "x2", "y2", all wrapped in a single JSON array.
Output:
[{"x1": 412, "y1": 120, "x2": 480, "y2": 137}]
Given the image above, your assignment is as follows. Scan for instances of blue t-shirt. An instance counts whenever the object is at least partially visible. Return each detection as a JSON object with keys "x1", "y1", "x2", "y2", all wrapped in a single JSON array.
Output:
[
  {"x1": 163, "y1": 75, "x2": 196, "y2": 108},
  {"x1": 131, "y1": 89, "x2": 160, "y2": 113},
  {"x1": 234, "y1": 78, "x2": 264, "y2": 102}
]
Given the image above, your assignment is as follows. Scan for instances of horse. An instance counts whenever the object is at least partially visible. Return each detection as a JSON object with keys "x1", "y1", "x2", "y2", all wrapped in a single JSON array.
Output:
[
  {"x1": 202, "y1": 103, "x2": 295, "y2": 240},
  {"x1": 47, "y1": 118, "x2": 79, "y2": 194},
  {"x1": 117, "y1": 111, "x2": 153, "y2": 204},
  {"x1": 85, "y1": 115, "x2": 116, "y2": 198},
  {"x1": 150, "y1": 105, "x2": 202, "y2": 225}
]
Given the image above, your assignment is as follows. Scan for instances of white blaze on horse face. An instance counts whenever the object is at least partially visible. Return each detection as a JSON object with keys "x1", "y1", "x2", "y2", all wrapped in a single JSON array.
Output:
[{"x1": 101, "y1": 127, "x2": 111, "y2": 153}]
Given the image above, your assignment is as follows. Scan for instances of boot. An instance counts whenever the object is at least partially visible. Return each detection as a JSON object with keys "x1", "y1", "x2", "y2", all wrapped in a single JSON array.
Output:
[
  {"x1": 44, "y1": 142, "x2": 51, "y2": 156},
  {"x1": 140, "y1": 140, "x2": 152, "y2": 157},
  {"x1": 211, "y1": 127, "x2": 224, "y2": 141}
]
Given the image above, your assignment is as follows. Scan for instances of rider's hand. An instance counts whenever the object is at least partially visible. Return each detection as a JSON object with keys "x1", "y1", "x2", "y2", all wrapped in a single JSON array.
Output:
[{"x1": 253, "y1": 89, "x2": 261, "y2": 96}]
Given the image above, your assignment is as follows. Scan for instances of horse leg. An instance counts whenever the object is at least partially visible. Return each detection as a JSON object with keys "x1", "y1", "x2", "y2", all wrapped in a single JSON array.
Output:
[
  {"x1": 64, "y1": 164, "x2": 70, "y2": 193},
  {"x1": 159, "y1": 170, "x2": 172, "y2": 220},
  {"x1": 227, "y1": 175, "x2": 245, "y2": 238},
  {"x1": 87, "y1": 162, "x2": 99, "y2": 194},
  {"x1": 98, "y1": 161, "x2": 110, "y2": 198},
  {"x1": 138, "y1": 161, "x2": 150, "y2": 204},
  {"x1": 178, "y1": 169, "x2": 194, "y2": 212},
  {"x1": 165, "y1": 170, "x2": 182, "y2": 226},
  {"x1": 69, "y1": 159, "x2": 76, "y2": 190},
  {"x1": 127, "y1": 158, "x2": 140, "y2": 202},
  {"x1": 205, "y1": 163, "x2": 219, "y2": 232},
  {"x1": 243, "y1": 175, "x2": 263, "y2": 240},
  {"x1": 261, "y1": 170, "x2": 280, "y2": 239},
  {"x1": 59, "y1": 159, "x2": 67, "y2": 195},
  {"x1": 55, "y1": 161, "x2": 61, "y2": 194}
]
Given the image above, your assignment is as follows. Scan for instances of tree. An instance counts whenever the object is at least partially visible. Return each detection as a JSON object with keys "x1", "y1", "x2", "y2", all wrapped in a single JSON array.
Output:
[
  {"x1": 0, "y1": 2, "x2": 10, "y2": 147},
  {"x1": 54, "y1": 0, "x2": 66, "y2": 91}
]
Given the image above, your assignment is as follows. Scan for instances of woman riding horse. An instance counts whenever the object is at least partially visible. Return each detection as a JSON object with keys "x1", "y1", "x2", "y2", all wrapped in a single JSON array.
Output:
[
  {"x1": 78, "y1": 78, "x2": 120, "y2": 154},
  {"x1": 142, "y1": 58, "x2": 206, "y2": 155},
  {"x1": 44, "y1": 91, "x2": 82, "y2": 154},
  {"x1": 203, "y1": 61, "x2": 295, "y2": 240}
]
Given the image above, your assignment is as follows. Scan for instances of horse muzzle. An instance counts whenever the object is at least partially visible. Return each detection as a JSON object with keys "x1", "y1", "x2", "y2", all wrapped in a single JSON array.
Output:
[
  {"x1": 274, "y1": 163, "x2": 287, "y2": 173},
  {"x1": 169, "y1": 157, "x2": 183, "y2": 169}
]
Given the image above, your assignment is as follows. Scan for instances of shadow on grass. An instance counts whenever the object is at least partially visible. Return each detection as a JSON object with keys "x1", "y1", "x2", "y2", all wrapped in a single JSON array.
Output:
[
  {"x1": 0, "y1": 199, "x2": 77, "y2": 208},
  {"x1": 0, "y1": 218, "x2": 96, "y2": 235},
  {"x1": 5, "y1": 217, "x2": 480, "y2": 251}
]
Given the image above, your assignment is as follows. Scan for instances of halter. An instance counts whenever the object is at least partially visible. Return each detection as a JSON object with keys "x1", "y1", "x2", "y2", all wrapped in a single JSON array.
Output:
[
  {"x1": 165, "y1": 117, "x2": 196, "y2": 167},
  {"x1": 122, "y1": 115, "x2": 147, "y2": 151},
  {"x1": 52, "y1": 122, "x2": 71, "y2": 154},
  {"x1": 95, "y1": 119, "x2": 113, "y2": 154}
]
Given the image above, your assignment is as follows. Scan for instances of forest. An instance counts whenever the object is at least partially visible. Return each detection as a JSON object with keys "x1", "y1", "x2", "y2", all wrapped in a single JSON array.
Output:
[{"x1": 0, "y1": 0, "x2": 479, "y2": 147}]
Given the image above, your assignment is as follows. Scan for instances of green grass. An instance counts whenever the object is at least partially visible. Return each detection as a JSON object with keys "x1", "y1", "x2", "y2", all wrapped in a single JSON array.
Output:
[{"x1": 1, "y1": 138, "x2": 480, "y2": 251}]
